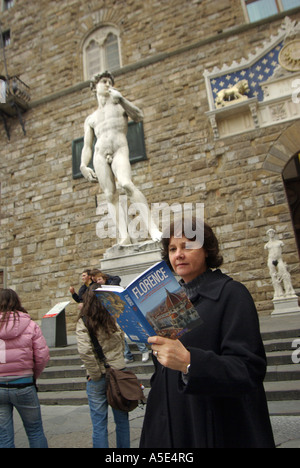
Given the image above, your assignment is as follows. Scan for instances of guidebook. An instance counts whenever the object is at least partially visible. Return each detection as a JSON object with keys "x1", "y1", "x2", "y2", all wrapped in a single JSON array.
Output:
[{"x1": 94, "y1": 260, "x2": 202, "y2": 343}]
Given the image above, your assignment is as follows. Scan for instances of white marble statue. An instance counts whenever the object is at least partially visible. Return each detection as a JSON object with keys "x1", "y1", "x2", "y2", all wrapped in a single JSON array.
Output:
[
  {"x1": 264, "y1": 228, "x2": 296, "y2": 299},
  {"x1": 80, "y1": 71, "x2": 161, "y2": 245}
]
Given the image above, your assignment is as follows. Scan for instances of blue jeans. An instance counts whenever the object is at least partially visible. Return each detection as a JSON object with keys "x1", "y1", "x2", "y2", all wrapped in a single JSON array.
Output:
[
  {"x1": 86, "y1": 376, "x2": 130, "y2": 448},
  {"x1": 0, "y1": 386, "x2": 48, "y2": 448}
]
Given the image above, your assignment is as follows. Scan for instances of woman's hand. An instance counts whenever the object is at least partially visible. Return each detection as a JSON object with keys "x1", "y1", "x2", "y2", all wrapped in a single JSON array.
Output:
[{"x1": 148, "y1": 336, "x2": 190, "y2": 373}]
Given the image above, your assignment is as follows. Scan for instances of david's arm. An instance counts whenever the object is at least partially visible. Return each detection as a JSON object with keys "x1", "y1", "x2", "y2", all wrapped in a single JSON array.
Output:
[
  {"x1": 80, "y1": 120, "x2": 98, "y2": 182},
  {"x1": 110, "y1": 88, "x2": 144, "y2": 122}
]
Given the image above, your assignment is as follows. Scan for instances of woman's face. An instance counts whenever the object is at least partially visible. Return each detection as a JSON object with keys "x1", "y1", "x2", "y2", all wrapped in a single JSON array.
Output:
[{"x1": 168, "y1": 235, "x2": 207, "y2": 283}]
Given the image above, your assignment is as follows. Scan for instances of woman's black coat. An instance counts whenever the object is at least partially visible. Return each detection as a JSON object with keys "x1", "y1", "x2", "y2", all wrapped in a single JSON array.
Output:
[{"x1": 140, "y1": 269, "x2": 275, "y2": 448}]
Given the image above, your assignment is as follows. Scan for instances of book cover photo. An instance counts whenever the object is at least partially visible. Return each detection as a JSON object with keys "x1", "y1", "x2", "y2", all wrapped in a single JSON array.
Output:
[{"x1": 95, "y1": 261, "x2": 202, "y2": 343}]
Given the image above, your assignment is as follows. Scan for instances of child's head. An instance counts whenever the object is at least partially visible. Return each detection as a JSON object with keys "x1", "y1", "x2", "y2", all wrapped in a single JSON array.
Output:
[{"x1": 95, "y1": 272, "x2": 109, "y2": 285}]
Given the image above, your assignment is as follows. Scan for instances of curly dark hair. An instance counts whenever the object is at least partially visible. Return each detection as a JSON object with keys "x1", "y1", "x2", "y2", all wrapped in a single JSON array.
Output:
[
  {"x1": 90, "y1": 70, "x2": 115, "y2": 92},
  {"x1": 161, "y1": 218, "x2": 223, "y2": 272},
  {"x1": 0, "y1": 289, "x2": 28, "y2": 330},
  {"x1": 78, "y1": 283, "x2": 118, "y2": 337}
]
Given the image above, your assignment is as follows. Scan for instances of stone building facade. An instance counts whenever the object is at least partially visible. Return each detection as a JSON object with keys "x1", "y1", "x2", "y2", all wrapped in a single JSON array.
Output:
[{"x1": 0, "y1": 0, "x2": 299, "y2": 330}]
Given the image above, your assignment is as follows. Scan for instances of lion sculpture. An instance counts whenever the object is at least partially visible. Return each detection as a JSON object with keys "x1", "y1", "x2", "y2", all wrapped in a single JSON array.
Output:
[{"x1": 215, "y1": 79, "x2": 250, "y2": 108}]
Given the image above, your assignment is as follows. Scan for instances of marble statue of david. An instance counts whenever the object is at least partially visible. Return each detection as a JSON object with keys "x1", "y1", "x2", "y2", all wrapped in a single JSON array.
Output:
[{"x1": 80, "y1": 71, "x2": 161, "y2": 245}]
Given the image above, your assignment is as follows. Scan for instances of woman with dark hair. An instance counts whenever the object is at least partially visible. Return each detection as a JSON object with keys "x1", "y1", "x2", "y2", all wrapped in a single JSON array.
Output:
[
  {"x1": 140, "y1": 219, "x2": 275, "y2": 448},
  {"x1": 0, "y1": 289, "x2": 49, "y2": 448},
  {"x1": 76, "y1": 283, "x2": 130, "y2": 448}
]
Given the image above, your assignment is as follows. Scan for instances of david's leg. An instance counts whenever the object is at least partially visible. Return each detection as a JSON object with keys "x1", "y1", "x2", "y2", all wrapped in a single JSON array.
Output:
[{"x1": 95, "y1": 158, "x2": 131, "y2": 244}]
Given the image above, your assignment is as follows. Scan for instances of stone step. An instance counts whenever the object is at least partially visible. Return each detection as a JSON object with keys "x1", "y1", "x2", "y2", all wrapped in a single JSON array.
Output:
[
  {"x1": 38, "y1": 386, "x2": 152, "y2": 406},
  {"x1": 49, "y1": 349, "x2": 295, "y2": 367},
  {"x1": 38, "y1": 377, "x2": 87, "y2": 392},
  {"x1": 264, "y1": 381, "x2": 300, "y2": 401},
  {"x1": 41, "y1": 361, "x2": 154, "y2": 380},
  {"x1": 38, "y1": 375, "x2": 300, "y2": 405},
  {"x1": 38, "y1": 332, "x2": 300, "y2": 406},
  {"x1": 49, "y1": 345, "x2": 79, "y2": 357},
  {"x1": 120, "y1": 361, "x2": 154, "y2": 374},
  {"x1": 49, "y1": 343, "x2": 151, "y2": 358},
  {"x1": 38, "y1": 390, "x2": 88, "y2": 406},
  {"x1": 264, "y1": 338, "x2": 297, "y2": 353},
  {"x1": 46, "y1": 355, "x2": 83, "y2": 367},
  {"x1": 38, "y1": 372, "x2": 152, "y2": 393},
  {"x1": 261, "y1": 329, "x2": 300, "y2": 341},
  {"x1": 40, "y1": 366, "x2": 86, "y2": 379},
  {"x1": 37, "y1": 377, "x2": 151, "y2": 406},
  {"x1": 267, "y1": 400, "x2": 300, "y2": 416},
  {"x1": 266, "y1": 350, "x2": 294, "y2": 366},
  {"x1": 42, "y1": 356, "x2": 299, "y2": 381},
  {"x1": 38, "y1": 364, "x2": 300, "y2": 405},
  {"x1": 265, "y1": 364, "x2": 300, "y2": 382},
  {"x1": 49, "y1": 343, "x2": 296, "y2": 367}
]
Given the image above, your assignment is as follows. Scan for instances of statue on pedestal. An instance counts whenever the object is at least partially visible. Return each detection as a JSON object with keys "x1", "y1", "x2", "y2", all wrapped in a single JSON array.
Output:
[
  {"x1": 215, "y1": 80, "x2": 250, "y2": 108},
  {"x1": 264, "y1": 228, "x2": 296, "y2": 299},
  {"x1": 80, "y1": 71, "x2": 161, "y2": 246}
]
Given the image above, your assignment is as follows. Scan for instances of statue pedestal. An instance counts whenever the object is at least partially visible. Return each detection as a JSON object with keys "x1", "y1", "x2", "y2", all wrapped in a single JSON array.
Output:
[
  {"x1": 100, "y1": 240, "x2": 162, "y2": 287},
  {"x1": 272, "y1": 296, "x2": 300, "y2": 317}
]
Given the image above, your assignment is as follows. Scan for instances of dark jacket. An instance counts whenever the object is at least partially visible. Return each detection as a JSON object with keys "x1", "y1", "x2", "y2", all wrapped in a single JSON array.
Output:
[
  {"x1": 106, "y1": 275, "x2": 121, "y2": 286},
  {"x1": 140, "y1": 269, "x2": 275, "y2": 448},
  {"x1": 72, "y1": 283, "x2": 91, "y2": 303},
  {"x1": 72, "y1": 276, "x2": 120, "y2": 302}
]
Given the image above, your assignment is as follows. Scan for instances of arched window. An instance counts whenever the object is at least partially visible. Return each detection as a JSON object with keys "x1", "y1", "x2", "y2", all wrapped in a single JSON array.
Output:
[
  {"x1": 282, "y1": 152, "x2": 300, "y2": 255},
  {"x1": 86, "y1": 40, "x2": 101, "y2": 79},
  {"x1": 105, "y1": 33, "x2": 120, "y2": 71},
  {"x1": 83, "y1": 26, "x2": 121, "y2": 80}
]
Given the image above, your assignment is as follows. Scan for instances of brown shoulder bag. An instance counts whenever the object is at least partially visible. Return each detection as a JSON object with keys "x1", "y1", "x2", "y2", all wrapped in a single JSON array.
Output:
[{"x1": 82, "y1": 318, "x2": 145, "y2": 412}]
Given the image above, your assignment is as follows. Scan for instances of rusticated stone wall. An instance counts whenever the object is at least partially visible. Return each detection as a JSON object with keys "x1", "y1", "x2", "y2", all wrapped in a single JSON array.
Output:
[{"x1": 0, "y1": 0, "x2": 299, "y2": 330}]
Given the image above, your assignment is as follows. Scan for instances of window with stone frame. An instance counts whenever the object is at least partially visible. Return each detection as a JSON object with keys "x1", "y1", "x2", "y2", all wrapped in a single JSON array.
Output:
[
  {"x1": 2, "y1": 0, "x2": 14, "y2": 11},
  {"x1": 242, "y1": 0, "x2": 300, "y2": 22},
  {"x1": 83, "y1": 26, "x2": 121, "y2": 80},
  {"x1": 1, "y1": 29, "x2": 10, "y2": 47}
]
